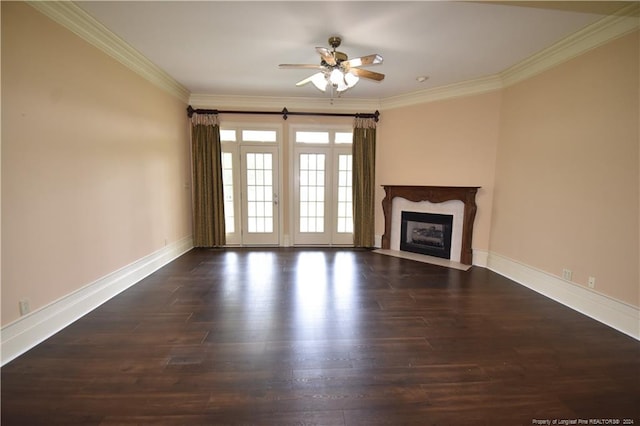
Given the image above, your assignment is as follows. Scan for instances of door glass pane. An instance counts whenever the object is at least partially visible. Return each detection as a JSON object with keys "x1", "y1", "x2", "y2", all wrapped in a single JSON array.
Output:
[
  {"x1": 299, "y1": 153, "x2": 325, "y2": 233},
  {"x1": 246, "y1": 152, "x2": 274, "y2": 233},
  {"x1": 296, "y1": 131, "x2": 329, "y2": 144},
  {"x1": 335, "y1": 132, "x2": 353, "y2": 144},
  {"x1": 221, "y1": 152, "x2": 235, "y2": 233},
  {"x1": 337, "y1": 154, "x2": 353, "y2": 233},
  {"x1": 242, "y1": 130, "x2": 277, "y2": 142},
  {"x1": 220, "y1": 129, "x2": 237, "y2": 142}
]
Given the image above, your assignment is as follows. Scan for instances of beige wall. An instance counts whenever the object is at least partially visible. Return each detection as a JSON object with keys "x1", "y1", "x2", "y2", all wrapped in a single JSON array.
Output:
[
  {"x1": 376, "y1": 92, "x2": 502, "y2": 252},
  {"x1": 2, "y1": 2, "x2": 636, "y2": 329},
  {"x1": 1, "y1": 2, "x2": 192, "y2": 325},
  {"x1": 491, "y1": 31, "x2": 639, "y2": 306},
  {"x1": 216, "y1": 105, "x2": 501, "y2": 253}
]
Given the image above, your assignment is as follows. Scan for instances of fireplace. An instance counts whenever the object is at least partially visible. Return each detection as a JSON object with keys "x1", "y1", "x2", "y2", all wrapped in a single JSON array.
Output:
[
  {"x1": 381, "y1": 185, "x2": 480, "y2": 265},
  {"x1": 400, "y1": 211, "x2": 453, "y2": 259}
]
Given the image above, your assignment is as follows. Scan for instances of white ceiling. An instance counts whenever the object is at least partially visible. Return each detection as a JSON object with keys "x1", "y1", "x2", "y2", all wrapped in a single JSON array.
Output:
[{"x1": 75, "y1": 1, "x2": 632, "y2": 101}]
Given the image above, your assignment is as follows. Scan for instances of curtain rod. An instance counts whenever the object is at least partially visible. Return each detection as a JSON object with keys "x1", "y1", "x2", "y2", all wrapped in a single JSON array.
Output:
[{"x1": 186, "y1": 105, "x2": 380, "y2": 122}]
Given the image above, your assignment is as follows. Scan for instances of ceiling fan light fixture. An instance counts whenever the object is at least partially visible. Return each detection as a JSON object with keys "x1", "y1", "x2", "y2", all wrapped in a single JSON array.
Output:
[
  {"x1": 330, "y1": 69, "x2": 360, "y2": 92},
  {"x1": 281, "y1": 36, "x2": 382, "y2": 96},
  {"x1": 329, "y1": 69, "x2": 343, "y2": 85},
  {"x1": 311, "y1": 72, "x2": 328, "y2": 92},
  {"x1": 344, "y1": 72, "x2": 359, "y2": 87},
  {"x1": 335, "y1": 80, "x2": 349, "y2": 92}
]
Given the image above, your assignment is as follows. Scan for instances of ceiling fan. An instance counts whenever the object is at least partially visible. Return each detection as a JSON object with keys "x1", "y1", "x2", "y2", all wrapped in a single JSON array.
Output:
[{"x1": 279, "y1": 36, "x2": 384, "y2": 93}]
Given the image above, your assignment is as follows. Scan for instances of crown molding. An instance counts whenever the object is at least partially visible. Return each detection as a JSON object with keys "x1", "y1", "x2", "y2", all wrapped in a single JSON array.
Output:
[
  {"x1": 189, "y1": 94, "x2": 382, "y2": 113},
  {"x1": 379, "y1": 75, "x2": 504, "y2": 110},
  {"x1": 195, "y1": 5, "x2": 638, "y2": 112},
  {"x1": 189, "y1": 76, "x2": 503, "y2": 113},
  {"x1": 500, "y1": 2, "x2": 640, "y2": 87},
  {"x1": 28, "y1": 1, "x2": 190, "y2": 103},
  {"x1": 29, "y1": 1, "x2": 639, "y2": 111}
]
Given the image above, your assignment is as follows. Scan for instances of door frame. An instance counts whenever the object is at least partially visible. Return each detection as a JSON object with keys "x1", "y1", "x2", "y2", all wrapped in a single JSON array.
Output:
[
  {"x1": 288, "y1": 123, "x2": 354, "y2": 247},
  {"x1": 220, "y1": 122, "x2": 284, "y2": 246},
  {"x1": 239, "y1": 145, "x2": 280, "y2": 245}
]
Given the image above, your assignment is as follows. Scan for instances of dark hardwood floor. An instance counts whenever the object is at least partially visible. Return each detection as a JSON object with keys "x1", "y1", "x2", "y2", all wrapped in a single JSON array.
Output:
[{"x1": 2, "y1": 248, "x2": 639, "y2": 425}]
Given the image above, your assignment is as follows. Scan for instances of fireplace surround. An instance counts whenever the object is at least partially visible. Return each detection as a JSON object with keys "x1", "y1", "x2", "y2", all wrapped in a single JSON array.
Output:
[{"x1": 381, "y1": 185, "x2": 480, "y2": 265}]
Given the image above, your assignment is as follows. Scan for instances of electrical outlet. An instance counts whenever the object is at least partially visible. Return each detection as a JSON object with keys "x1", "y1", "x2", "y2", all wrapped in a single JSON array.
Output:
[
  {"x1": 588, "y1": 276, "x2": 596, "y2": 289},
  {"x1": 562, "y1": 269, "x2": 572, "y2": 281},
  {"x1": 19, "y1": 299, "x2": 30, "y2": 316}
]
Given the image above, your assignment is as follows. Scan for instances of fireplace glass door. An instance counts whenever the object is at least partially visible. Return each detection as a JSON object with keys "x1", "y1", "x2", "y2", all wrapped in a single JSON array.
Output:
[{"x1": 400, "y1": 211, "x2": 453, "y2": 259}]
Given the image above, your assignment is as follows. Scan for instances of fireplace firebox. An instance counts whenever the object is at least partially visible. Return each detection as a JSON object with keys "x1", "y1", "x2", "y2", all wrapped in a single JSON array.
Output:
[{"x1": 400, "y1": 211, "x2": 453, "y2": 259}]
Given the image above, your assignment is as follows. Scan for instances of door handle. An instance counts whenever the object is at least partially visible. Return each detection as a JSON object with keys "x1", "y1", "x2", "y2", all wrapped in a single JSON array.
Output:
[{"x1": 274, "y1": 194, "x2": 279, "y2": 205}]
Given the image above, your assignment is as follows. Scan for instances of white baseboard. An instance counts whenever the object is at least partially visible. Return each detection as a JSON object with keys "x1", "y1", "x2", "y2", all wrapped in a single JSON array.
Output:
[
  {"x1": 1, "y1": 236, "x2": 194, "y2": 365},
  {"x1": 3, "y1": 242, "x2": 635, "y2": 366},
  {"x1": 487, "y1": 252, "x2": 639, "y2": 341},
  {"x1": 472, "y1": 249, "x2": 489, "y2": 268}
]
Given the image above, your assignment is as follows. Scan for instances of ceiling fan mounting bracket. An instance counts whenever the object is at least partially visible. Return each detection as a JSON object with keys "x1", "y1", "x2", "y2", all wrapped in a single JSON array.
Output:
[
  {"x1": 327, "y1": 37, "x2": 347, "y2": 64},
  {"x1": 328, "y1": 36, "x2": 342, "y2": 49}
]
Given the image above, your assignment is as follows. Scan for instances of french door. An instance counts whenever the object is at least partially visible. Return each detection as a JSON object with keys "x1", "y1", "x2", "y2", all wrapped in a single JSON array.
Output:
[
  {"x1": 292, "y1": 128, "x2": 353, "y2": 246},
  {"x1": 294, "y1": 148, "x2": 329, "y2": 245},
  {"x1": 221, "y1": 126, "x2": 281, "y2": 246},
  {"x1": 240, "y1": 146, "x2": 279, "y2": 245},
  {"x1": 221, "y1": 124, "x2": 350, "y2": 247}
]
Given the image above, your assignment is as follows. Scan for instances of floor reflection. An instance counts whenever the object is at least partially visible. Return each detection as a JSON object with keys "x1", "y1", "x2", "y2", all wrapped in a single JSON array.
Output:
[
  {"x1": 292, "y1": 251, "x2": 360, "y2": 342},
  {"x1": 216, "y1": 251, "x2": 278, "y2": 340}
]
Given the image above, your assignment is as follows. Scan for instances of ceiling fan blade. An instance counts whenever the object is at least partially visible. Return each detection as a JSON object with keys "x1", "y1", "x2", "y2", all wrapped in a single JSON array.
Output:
[
  {"x1": 279, "y1": 64, "x2": 324, "y2": 70},
  {"x1": 316, "y1": 47, "x2": 336, "y2": 66},
  {"x1": 343, "y1": 54, "x2": 383, "y2": 68},
  {"x1": 296, "y1": 72, "x2": 323, "y2": 87},
  {"x1": 349, "y1": 68, "x2": 385, "y2": 81}
]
